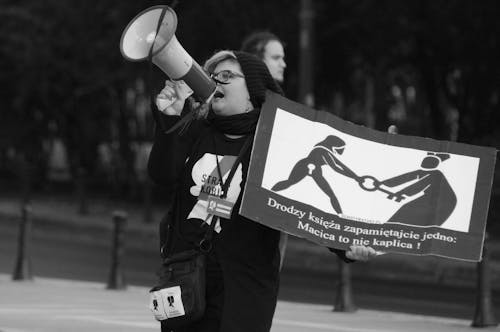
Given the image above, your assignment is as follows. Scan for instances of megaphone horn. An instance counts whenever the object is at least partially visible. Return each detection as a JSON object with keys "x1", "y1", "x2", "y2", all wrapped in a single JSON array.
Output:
[{"x1": 120, "y1": 5, "x2": 215, "y2": 102}]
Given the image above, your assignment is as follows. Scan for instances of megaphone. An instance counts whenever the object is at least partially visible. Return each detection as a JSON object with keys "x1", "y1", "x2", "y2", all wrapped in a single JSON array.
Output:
[{"x1": 120, "y1": 5, "x2": 216, "y2": 102}]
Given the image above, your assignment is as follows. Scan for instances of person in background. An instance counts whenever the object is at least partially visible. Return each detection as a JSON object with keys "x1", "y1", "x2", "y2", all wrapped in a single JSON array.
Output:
[
  {"x1": 149, "y1": 50, "x2": 377, "y2": 332},
  {"x1": 241, "y1": 31, "x2": 288, "y2": 269},
  {"x1": 241, "y1": 31, "x2": 287, "y2": 84}
]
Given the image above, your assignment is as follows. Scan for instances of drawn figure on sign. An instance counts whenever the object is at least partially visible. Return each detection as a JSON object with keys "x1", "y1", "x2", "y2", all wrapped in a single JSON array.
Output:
[
  {"x1": 379, "y1": 152, "x2": 457, "y2": 226},
  {"x1": 272, "y1": 135, "x2": 358, "y2": 213}
]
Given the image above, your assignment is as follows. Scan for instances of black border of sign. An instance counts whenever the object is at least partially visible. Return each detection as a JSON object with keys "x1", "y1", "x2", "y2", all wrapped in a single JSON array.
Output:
[{"x1": 240, "y1": 92, "x2": 497, "y2": 261}]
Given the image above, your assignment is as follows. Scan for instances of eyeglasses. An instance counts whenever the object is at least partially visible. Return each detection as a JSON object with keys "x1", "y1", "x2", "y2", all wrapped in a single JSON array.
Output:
[{"x1": 210, "y1": 70, "x2": 245, "y2": 85}]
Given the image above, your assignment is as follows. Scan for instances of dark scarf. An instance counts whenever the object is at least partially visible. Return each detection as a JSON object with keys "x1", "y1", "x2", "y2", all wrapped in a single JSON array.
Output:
[{"x1": 207, "y1": 108, "x2": 261, "y2": 135}]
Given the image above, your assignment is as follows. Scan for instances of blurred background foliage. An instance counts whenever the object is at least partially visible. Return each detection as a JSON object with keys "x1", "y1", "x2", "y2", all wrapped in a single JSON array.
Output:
[{"x1": 0, "y1": 0, "x2": 499, "y2": 231}]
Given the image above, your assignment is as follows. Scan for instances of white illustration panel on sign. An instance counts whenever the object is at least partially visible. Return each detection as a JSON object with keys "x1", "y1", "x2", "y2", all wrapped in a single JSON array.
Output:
[{"x1": 262, "y1": 108, "x2": 479, "y2": 232}]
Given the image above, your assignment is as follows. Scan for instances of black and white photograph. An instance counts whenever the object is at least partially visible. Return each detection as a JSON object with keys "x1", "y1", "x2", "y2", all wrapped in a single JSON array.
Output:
[{"x1": 1, "y1": 1, "x2": 499, "y2": 331}]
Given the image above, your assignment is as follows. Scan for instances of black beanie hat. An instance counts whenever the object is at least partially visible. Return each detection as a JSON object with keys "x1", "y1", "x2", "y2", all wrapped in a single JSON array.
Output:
[{"x1": 233, "y1": 51, "x2": 284, "y2": 109}]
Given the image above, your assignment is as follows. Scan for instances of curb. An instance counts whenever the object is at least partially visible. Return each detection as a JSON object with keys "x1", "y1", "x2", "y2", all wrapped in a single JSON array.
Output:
[{"x1": 2, "y1": 200, "x2": 500, "y2": 291}]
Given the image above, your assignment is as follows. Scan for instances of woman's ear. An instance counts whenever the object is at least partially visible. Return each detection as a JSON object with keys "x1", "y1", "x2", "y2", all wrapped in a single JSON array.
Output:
[{"x1": 246, "y1": 97, "x2": 254, "y2": 112}]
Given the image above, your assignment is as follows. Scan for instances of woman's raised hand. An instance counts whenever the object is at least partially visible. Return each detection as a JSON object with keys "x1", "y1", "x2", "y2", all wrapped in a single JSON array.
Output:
[
  {"x1": 156, "y1": 80, "x2": 193, "y2": 116},
  {"x1": 345, "y1": 245, "x2": 379, "y2": 261}
]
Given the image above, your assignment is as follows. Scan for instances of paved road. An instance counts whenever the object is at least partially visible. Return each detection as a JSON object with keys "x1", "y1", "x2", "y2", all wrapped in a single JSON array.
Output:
[
  {"x1": 0, "y1": 275, "x2": 480, "y2": 332},
  {"x1": 3, "y1": 218, "x2": 499, "y2": 322}
]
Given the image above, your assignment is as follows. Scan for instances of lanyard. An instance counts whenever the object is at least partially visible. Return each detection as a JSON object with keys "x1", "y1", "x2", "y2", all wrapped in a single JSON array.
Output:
[
  {"x1": 212, "y1": 133, "x2": 253, "y2": 199},
  {"x1": 197, "y1": 133, "x2": 253, "y2": 252},
  {"x1": 163, "y1": 132, "x2": 253, "y2": 256}
]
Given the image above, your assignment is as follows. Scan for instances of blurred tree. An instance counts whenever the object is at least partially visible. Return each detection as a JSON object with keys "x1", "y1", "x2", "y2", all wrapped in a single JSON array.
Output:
[
  {"x1": 0, "y1": 0, "x2": 498, "y2": 224},
  {"x1": 313, "y1": 0, "x2": 500, "y2": 145},
  {"x1": 0, "y1": 0, "x2": 151, "y2": 191}
]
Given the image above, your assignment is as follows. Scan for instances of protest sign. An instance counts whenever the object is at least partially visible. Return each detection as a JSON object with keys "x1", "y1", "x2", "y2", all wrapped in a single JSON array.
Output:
[{"x1": 240, "y1": 92, "x2": 497, "y2": 261}]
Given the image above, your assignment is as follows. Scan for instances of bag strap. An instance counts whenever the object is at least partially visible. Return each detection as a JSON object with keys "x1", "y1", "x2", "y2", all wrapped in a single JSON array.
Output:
[
  {"x1": 147, "y1": 3, "x2": 200, "y2": 136},
  {"x1": 214, "y1": 133, "x2": 253, "y2": 200},
  {"x1": 148, "y1": 6, "x2": 170, "y2": 133}
]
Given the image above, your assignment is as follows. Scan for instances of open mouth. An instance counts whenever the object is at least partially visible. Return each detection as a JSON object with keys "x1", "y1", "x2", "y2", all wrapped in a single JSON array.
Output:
[{"x1": 213, "y1": 91, "x2": 224, "y2": 99}]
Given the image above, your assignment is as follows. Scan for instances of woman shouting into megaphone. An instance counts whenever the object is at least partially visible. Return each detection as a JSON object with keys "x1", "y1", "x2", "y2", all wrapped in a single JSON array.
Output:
[{"x1": 148, "y1": 50, "x2": 377, "y2": 332}]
